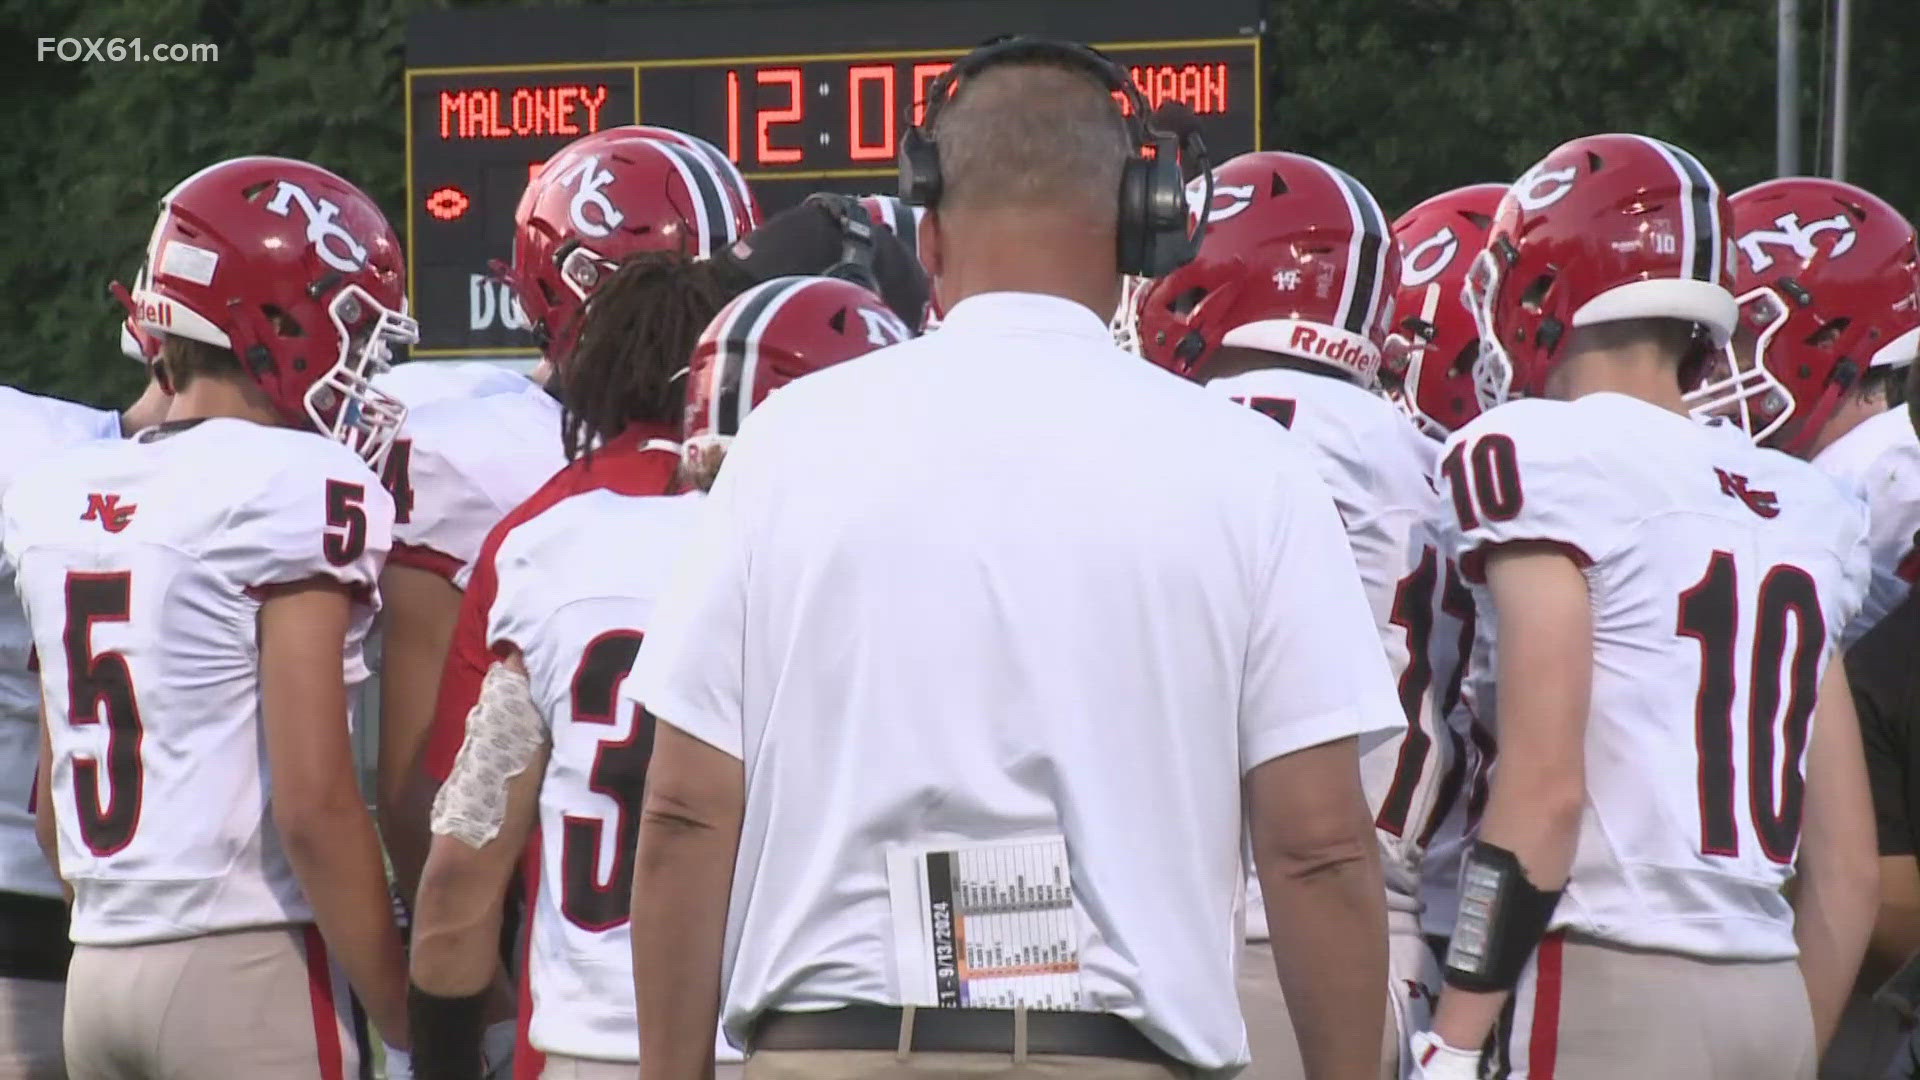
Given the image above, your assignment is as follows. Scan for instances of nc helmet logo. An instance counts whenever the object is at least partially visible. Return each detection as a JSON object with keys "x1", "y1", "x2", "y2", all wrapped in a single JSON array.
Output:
[
  {"x1": 1401, "y1": 226, "x2": 1461, "y2": 289},
  {"x1": 1735, "y1": 212, "x2": 1858, "y2": 274},
  {"x1": 1186, "y1": 177, "x2": 1256, "y2": 225},
  {"x1": 264, "y1": 181, "x2": 368, "y2": 274},
  {"x1": 1512, "y1": 162, "x2": 1578, "y2": 212},
  {"x1": 556, "y1": 155, "x2": 624, "y2": 239},
  {"x1": 854, "y1": 307, "x2": 910, "y2": 347}
]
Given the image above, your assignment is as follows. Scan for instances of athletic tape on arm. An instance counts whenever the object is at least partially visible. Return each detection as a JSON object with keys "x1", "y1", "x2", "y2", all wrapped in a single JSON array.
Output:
[{"x1": 429, "y1": 662, "x2": 548, "y2": 848}]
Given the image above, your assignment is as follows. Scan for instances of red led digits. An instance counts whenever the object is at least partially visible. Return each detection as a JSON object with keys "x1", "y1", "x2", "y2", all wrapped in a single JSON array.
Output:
[
  {"x1": 437, "y1": 84, "x2": 612, "y2": 140},
  {"x1": 756, "y1": 67, "x2": 804, "y2": 165},
  {"x1": 726, "y1": 70, "x2": 743, "y2": 162},
  {"x1": 847, "y1": 65, "x2": 896, "y2": 162},
  {"x1": 910, "y1": 62, "x2": 951, "y2": 126},
  {"x1": 1125, "y1": 63, "x2": 1229, "y2": 116}
]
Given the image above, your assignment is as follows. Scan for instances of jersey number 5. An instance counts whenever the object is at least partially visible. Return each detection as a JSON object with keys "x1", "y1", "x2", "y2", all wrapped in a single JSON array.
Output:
[
  {"x1": 1676, "y1": 552, "x2": 1825, "y2": 863},
  {"x1": 62, "y1": 572, "x2": 145, "y2": 856},
  {"x1": 561, "y1": 631, "x2": 654, "y2": 932}
]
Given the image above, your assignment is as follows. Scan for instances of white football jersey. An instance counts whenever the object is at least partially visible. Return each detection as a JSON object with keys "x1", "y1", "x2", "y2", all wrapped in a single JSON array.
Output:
[
  {"x1": 1810, "y1": 408, "x2": 1920, "y2": 645},
  {"x1": 480, "y1": 440, "x2": 693, "y2": 1062},
  {"x1": 372, "y1": 361, "x2": 532, "y2": 410},
  {"x1": 1, "y1": 419, "x2": 390, "y2": 945},
  {"x1": 0, "y1": 388, "x2": 121, "y2": 900},
  {"x1": 386, "y1": 384, "x2": 565, "y2": 588},
  {"x1": 1437, "y1": 393, "x2": 1869, "y2": 960},
  {"x1": 1207, "y1": 369, "x2": 1441, "y2": 915},
  {"x1": 1414, "y1": 547, "x2": 1488, "y2": 942}
]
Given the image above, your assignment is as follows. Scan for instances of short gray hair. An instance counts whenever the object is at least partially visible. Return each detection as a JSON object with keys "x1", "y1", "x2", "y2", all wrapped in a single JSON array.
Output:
[{"x1": 932, "y1": 61, "x2": 1133, "y2": 224}]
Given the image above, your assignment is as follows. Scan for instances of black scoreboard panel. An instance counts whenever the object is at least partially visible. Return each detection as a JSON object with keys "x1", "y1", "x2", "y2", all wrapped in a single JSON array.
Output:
[{"x1": 406, "y1": 0, "x2": 1265, "y2": 356}]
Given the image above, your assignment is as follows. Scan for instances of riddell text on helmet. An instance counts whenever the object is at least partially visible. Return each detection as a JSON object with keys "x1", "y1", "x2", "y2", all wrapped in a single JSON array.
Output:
[{"x1": 1290, "y1": 324, "x2": 1372, "y2": 372}]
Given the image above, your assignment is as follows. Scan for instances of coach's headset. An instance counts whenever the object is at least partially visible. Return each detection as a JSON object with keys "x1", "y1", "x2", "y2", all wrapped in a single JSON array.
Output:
[{"x1": 897, "y1": 35, "x2": 1212, "y2": 279}]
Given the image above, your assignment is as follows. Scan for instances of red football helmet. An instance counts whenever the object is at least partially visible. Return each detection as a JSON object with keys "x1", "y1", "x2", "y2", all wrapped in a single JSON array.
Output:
[
  {"x1": 1468, "y1": 133, "x2": 1737, "y2": 409},
  {"x1": 683, "y1": 275, "x2": 912, "y2": 452},
  {"x1": 116, "y1": 256, "x2": 162, "y2": 365},
  {"x1": 1383, "y1": 184, "x2": 1507, "y2": 437},
  {"x1": 1133, "y1": 151, "x2": 1398, "y2": 386},
  {"x1": 628, "y1": 125, "x2": 762, "y2": 229},
  {"x1": 1683, "y1": 177, "x2": 1920, "y2": 453},
  {"x1": 122, "y1": 156, "x2": 413, "y2": 465},
  {"x1": 508, "y1": 127, "x2": 753, "y2": 365}
]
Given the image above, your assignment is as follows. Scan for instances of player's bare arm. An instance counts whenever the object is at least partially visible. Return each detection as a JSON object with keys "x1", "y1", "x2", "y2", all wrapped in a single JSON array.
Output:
[
  {"x1": 378, "y1": 563, "x2": 466, "y2": 898},
  {"x1": 410, "y1": 651, "x2": 547, "y2": 1077},
  {"x1": 1794, "y1": 660, "x2": 1879, "y2": 1052},
  {"x1": 631, "y1": 717, "x2": 743, "y2": 1080},
  {"x1": 1248, "y1": 734, "x2": 1387, "y2": 1080},
  {"x1": 261, "y1": 578, "x2": 412, "y2": 1050},
  {"x1": 1430, "y1": 543, "x2": 1591, "y2": 1054}
]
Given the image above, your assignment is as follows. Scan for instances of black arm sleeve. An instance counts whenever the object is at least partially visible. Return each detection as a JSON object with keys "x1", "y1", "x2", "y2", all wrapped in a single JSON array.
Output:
[{"x1": 1847, "y1": 589, "x2": 1920, "y2": 857}]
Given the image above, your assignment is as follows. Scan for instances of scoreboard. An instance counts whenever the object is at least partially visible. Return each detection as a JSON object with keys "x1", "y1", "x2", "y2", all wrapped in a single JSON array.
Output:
[{"x1": 406, "y1": 0, "x2": 1266, "y2": 356}]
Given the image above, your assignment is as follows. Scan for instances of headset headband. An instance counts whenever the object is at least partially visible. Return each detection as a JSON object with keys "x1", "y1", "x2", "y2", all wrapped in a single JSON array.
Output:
[
  {"x1": 916, "y1": 37, "x2": 1158, "y2": 155},
  {"x1": 899, "y1": 34, "x2": 1210, "y2": 279}
]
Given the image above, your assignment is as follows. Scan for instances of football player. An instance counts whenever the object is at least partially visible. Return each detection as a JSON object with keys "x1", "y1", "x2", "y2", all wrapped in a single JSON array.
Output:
[
  {"x1": 1685, "y1": 177, "x2": 1920, "y2": 645},
  {"x1": 374, "y1": 124, "x2": 756, "y2": 1080},
  {"x1": 1411, "y1": 134, "x2": 1878, "y2": 1080},
  {"x1": 1, "y1": 156, "x2": 415, "y2": 1077},
  {"x1": 1384, "y1": 184, "x2": 1506, "y2": 965},
  {"x1": 0, "y1": 349, "x2": 169, "y2": 1077},
  {"x1": 1135, "y1": 149, "x2": 1441, "y2": 1080},
  {"x1": 406, "y1": 272, "x2": 907, "y2": 1080},
  {"x1": 375, "y1": 124, "x2": 754, "y2": 903}
]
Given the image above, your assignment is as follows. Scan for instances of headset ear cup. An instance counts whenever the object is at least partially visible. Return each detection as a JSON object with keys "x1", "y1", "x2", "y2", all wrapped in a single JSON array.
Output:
[
  {"x1": 1138, "y1": 137, "x2": 1195, "y2": 278},
  {"x1": 1115, "y1": 158, "x2": 1152, "y2": 277},
  {"x1": 898, "y1": 129, "x2": 943, "y2": 207}
]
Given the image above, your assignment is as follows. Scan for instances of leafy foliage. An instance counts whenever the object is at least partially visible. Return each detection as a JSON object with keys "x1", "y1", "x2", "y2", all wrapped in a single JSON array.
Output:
[{"x1": 4, "y1": 0, "x2": 1914, "y2": 405}]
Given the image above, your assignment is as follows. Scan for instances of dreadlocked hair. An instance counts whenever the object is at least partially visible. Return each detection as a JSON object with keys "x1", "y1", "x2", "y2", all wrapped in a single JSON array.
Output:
[{"x1": 559, "y1": 250, "x2": 728, "y2": 462}]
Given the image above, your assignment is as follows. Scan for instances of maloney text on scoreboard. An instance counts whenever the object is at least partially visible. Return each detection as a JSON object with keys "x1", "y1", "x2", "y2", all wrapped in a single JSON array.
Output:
[{"x1": 405, "y1": 0, "x2": 1265, "y2": 356}]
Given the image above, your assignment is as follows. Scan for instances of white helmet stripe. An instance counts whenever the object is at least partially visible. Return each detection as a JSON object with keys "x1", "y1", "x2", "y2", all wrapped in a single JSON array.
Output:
[
  {"x1": 735, "y1": 279, "x2": 812, "y2": 433},
  {"x1": 653, "y1": 142, "x2": 734, "y2": 256},
  {"x1": 1311, "y1": 159, "x2": 1390, "y2": 336},
  {"x1": 1632, "y1": 134, "x2": 1721, "y2": 283},
  {"x1": 707, "y1": 277, "x2": 776, "y2": 436}
]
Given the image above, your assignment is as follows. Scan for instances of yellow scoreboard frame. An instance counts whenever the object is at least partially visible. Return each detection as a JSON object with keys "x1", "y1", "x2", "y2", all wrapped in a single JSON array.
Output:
[{"x1": 403, "y1": 0, "x2": 1265, "y2": 356}]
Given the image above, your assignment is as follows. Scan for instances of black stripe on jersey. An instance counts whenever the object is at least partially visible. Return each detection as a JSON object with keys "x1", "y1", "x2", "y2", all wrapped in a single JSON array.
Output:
[
  {"x1": 1332, "y1": 165, "x2": 1388, "y2": 334},
  {"x1": 655, "y1": 142, "x2": 733, "y2": 254},
  {"x1": 1667, "y1": 142, "x2": 1719, "y2": 283},
  {"x1": 716, "y1": 279, "x2": 801, "y2": 436}
]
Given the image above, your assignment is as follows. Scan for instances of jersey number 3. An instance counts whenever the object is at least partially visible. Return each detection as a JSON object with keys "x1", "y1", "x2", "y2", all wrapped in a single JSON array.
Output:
[
  {"x1": 62, "y1": 572, "x2": 145, "y2": 856},
  {"x1": 561, "y1": 631, "x2": 655, "y2": 932},
  {"x1": 1676, "y1": 551, "x2": 1825, "y2": 863}
]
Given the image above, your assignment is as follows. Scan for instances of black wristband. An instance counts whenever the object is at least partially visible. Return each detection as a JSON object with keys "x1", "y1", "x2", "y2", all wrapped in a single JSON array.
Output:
[
  {"x1": 1442, "y1": 840, "x2": 1563, "y2": 993},
  {"x1": 407, "y1": 984, "x2": 489, "y2": 1080}
]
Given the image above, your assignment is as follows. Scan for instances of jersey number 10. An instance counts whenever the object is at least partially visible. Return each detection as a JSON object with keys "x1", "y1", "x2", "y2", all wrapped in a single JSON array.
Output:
[{"x1": 1677, "y1": 551, "x2": 1825, "y2": 863}]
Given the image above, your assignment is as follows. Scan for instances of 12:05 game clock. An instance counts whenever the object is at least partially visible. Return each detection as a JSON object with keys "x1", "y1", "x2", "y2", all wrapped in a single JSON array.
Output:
[{"x1": 406, "y1": 0, "x2": 1266, "y2": 356}]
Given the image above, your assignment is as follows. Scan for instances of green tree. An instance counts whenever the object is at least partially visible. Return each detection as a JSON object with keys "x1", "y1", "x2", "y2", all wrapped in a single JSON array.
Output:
[{"x1": 3, "y1": 0, "x2": 1914, "y2": 407}]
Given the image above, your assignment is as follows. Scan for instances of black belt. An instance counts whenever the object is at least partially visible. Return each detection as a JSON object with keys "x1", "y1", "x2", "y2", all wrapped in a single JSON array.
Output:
[{"x1": 751, "y1": 1005, "x2": 1174, "y2": 1065}]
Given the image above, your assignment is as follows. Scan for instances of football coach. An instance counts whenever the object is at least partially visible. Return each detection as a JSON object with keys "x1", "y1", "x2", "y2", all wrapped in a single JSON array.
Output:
[{"x1": 624, "y1": 37, "x2": 1402, "y2": 1080}]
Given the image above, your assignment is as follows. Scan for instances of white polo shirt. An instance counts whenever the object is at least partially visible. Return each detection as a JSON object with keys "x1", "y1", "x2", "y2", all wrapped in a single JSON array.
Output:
[{"x1": 627, "y1": 291, "x2": 1403, "y2": 1074}]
